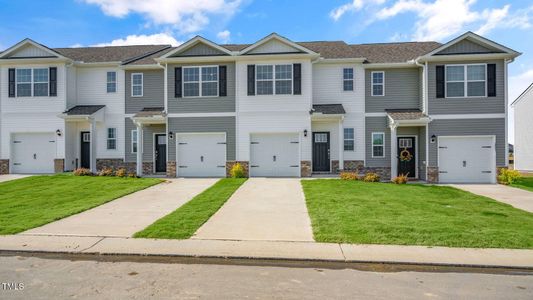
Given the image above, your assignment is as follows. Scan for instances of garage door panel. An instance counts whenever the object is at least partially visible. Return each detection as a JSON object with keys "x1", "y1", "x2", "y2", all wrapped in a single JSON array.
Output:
[
  {"x1": 12, "y1": 133, "x2": 56, "y2": 174},
  {"x1": 177, "y1": 133, "x2": 226, "y2": 177},
  {"x1": 250, "y1": 133, "x2": 300, "y2": 177}
]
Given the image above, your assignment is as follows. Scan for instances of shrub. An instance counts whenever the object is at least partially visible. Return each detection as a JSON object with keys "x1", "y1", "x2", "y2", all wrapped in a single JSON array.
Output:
[
  {"x1": 230, "y1": 163, "x2": 246, "y2": 178},
  {"x1": 128, "y1": 172, "x2": 138, "y2": 178},
  {"x1": 73, "y1": 168, "x2": 93, "y2": 176},
  {"x1": 115, "y1": 168, "x2": 127, "y2": 178},
  {"x1": 392, "y1": 173, "x2": 409, "y2": 184},
  {"x1": 98, "y1": 167, "x2": 114, "y2": 177},
  {"x1": 363, "y1": 172, "x2": 380, "y2": 182},
  {"x1": 340, "y1": 171, "x2": 359, "y2": 180},
  {"x1": 498, "y1": 168, "x2": 521, "y2": 185}
]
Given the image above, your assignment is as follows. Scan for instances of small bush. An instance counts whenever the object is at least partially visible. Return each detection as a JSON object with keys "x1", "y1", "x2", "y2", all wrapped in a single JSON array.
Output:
[
  {"x1": 340, "y1": 172, "x2": 359, "y2": 180},
  {"x1": 98, "y1": 167, "x2": 114, "y2": 177},
  {"x1": 392, "y1": 173, "x2": 409, "y2": 184},
  {"x1": 128, "y1": 172, "x2": 138, "y2": 178},
  {"x1": 115, "y1": 168, "x2": 127, "y2": 177},
  {"x1": 230, "y1": 163, "x2": 246, "y2": 178},
  {"x1": 363, "y1": 172, "x2": 380, "y2": 182},
  {"x1": 73, "y1": 168, "x2": 93, "y2": 176},
  {"x1": 498, "y1": 168, "x2": 521, "y2": 185}
]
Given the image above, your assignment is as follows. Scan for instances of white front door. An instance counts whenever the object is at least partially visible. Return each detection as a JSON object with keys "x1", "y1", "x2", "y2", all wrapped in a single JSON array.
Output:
[
  {"x1": 438, "y1": 136, "x2": 496, "y2": 183},
  {"x1": 250, "y1": 133, "x2": 300, "y2": 177},
  {"x1": 177, "y1": 133, "x2": 226, "y2": 177},
  {"x1": 11, "y1": 132, "x2": 56, "y2": 174}
]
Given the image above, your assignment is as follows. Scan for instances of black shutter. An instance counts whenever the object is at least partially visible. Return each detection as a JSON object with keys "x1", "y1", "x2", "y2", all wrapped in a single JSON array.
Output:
[
  {"x1": 247, "y1": 65, "x2": 255, "y2": 96},
  {"x1": 49, "y1": 67, "x2": 57, "y2": 97},
  {"x1": 219, "y1": 65, "x2": 227, "y2": 97},
  {"x1": 175, "y1": 67, "x2": 182, "y2": 98},
  {"x1": 487, "y1": 64, "x2": 496, "y2": 97},
  {"x1": 293, "y1": 63, "x2": 301, "y2": 95},
  {"x1": 8, "y1": 68, "x2": 15, "y2": 97},
  {"x1": 436, "y1": 65, "x2": 445, "y2": 98}
]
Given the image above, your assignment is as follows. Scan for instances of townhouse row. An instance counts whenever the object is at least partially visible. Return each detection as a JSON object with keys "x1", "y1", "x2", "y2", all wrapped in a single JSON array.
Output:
[{"x1": 0, "y1": 32, "x2": 520, "y2": 183}]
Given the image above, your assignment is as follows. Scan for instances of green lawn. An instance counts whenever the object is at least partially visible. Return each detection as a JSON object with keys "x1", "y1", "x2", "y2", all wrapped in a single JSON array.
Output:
[
  {"x1": 301, "y1": 180, "x2": 533, "y2": 249},
  {"x1": 134, "y1": 178, "x2": 247, "y2": 239},
  {"x1": 511, "y1": 177, "x2": 533, "y2": 192},
  {"x1": 0, "y1": 174, "x2": 162, "y2": 235}
]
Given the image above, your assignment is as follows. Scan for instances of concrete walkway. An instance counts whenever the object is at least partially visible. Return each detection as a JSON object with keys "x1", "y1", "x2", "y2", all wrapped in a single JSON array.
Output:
[
  {"x1": 22, "y1": 178, "x2": 218, "y2": 237},
  {"x1": 452, "y1": 184, "x2": 533, "y2": 213},
  {"x1": 0, "y1": 174, "x2": 32, "y2": 183},
  {"x1": 193, "y1": 178, "x2": 314, "y2": 242}
]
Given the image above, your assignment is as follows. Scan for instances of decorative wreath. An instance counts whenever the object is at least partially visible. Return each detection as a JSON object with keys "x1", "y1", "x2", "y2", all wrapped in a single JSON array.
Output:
[{"x1": 399, "y1": 148, "x2": 413, "y2": 162}]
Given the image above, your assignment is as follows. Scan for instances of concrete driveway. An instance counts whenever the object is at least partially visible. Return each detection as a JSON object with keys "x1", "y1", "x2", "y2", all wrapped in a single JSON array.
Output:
[
  {"x1": 22, "y1": 178, "x2": 218, "y2": 237},
  {"x1": 193, "y1": 178, "x2": 314, "y2": 242},
  {"x1": 0, "y1": 174, "x2": 32, "y2": 183},
  {"x1": 452, "y1": 184, "x2": 533, "y2": 213}
]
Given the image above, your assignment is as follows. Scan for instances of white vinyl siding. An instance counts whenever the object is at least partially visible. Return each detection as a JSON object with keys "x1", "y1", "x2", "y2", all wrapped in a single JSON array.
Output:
[
  {"x1": 131, "y1": 130, "x2": 138, "y2": 153},
  {"x1": 343, "y1": 68, "x2": 354, "y2": 91},
  {"x1": 15, "y1": 68, "x2": 49, "y2": 97},
  {"x1": 372, "y1": 132, "x2": 385, "y2": 158},
  {"x1": 183, "y1": 66, "x2": 219, "y2": 97},
  {"x1": 344, "y1": 128, "x2": 354, "y2": 151},
  {"x1": 131, "y1": 73, "x2": 143, "y2": 97},
  {"x1": 371, "y1": 71, "x2": 384, "y2": 96},
  {"x1": 256, "y1": 64, "x2": 292, "y2": 95},
  {"x1": 106, "y1": 71, "x2": 117, "y2": 93},
  {"x1": 107, "y1": 128, "x2": 116, "y2": 150},
  {"x1": 445, "y1": 64, "x2": 487, "y2": 98}
]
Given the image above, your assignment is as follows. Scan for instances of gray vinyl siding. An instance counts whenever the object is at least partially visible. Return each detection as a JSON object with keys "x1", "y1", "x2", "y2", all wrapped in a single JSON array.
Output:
[
  {"x1": 365, "y1": 117, "x2": 390, "y2": 167},
  {"x1": 178, "y1": 43, "x2": 228, "y2": 57},
  {"x1": 428, "y1": 60, "x2": 505, "y2": 114},
  {"x1": 167, "y1": 63, "x2": 236, "y2": 113},
  {"x1": 428, "y1": 118, "x2": 506, "y2": 167},
  {"x1": 436, "y1": 39, "x2": 501, "y2": 55},
  {"x1": 167, "y1": 117, "x2": 236, "y2": 161},
  {"x1": 365, "y1": 68, "x2": 421, "y2": 112},
  {"x1": 124, "y1": 118, "x2": 165, "y2": 163},
  {"x1": 125, "y1": 70, "x2": 164, "y2": 114}
]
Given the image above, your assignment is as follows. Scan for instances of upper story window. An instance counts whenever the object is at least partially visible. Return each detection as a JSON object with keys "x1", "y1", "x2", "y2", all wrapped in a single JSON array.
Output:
[
  {"x1": 16, "y1": 68, "x2": 49, "y2": 97},
  {"x1": 445, "y1": 64, "x2": 486, "y2": 98},
  {"x1": 344, "y1": 128, "x2": 354, "y2": 151},
  {"x1": 256, "y1": 64, "x2": 292, "y2": 95},
  {"x1": 372, "y1": 132, "x2": 385, "y2": 158},
  {"x1": 131, "y1": 73, "x2": 143, "y2": 97},
  {"x1": 183, "y1": 66, "x2": 218, "y2": 97},
  {"x1": 371, "y1": 71, "x2": 384, "y2": 96},
  {"x1": 107, "y1": 128, "x2": 117, "y2": 150},
  {"x1": 343, "y1": 68, "x2": 354, "y2": 91},
  {"x1": 107, "y1": 71, "x2": 117, "y2": 93}
]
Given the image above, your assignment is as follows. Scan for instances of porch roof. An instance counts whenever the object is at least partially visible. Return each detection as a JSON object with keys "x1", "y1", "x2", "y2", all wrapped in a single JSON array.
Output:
[
  {"x1": 63, "y1": 105, "x2": 105, "y2": 116},
  {"x1": 311, "y1": 104, "x2": 345, "y2": 115},
  {"x1": 132, "y1": 107, "x2": 167, "y2": 125},
  {"x1": 386, "y1": 109, "x2": 430, "y2": 127}
]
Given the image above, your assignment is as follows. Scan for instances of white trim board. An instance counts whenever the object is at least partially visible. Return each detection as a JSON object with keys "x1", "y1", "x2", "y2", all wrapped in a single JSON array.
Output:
[{"x1": 430, "y1": 114, "x2": 505, "y2": 120}]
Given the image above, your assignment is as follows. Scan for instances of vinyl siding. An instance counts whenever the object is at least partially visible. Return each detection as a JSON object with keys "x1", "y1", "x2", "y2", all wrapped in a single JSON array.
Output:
[
  {"x1": 365, "y1": 68, "x2": 421, "y2": 113},
  {"x1": 514, "y1": 95, "x2": 533, "y2": 170},
  {"x1": 167, "y1": 62, "x2": 236, "y2": 113},
  {"x1": 125, "y1": 70, "x2": 164, "y2": 114},
  {"x1": 124, "y1": 118, "x2": 165, "y2": 163},
  {"x1": 10, "y1": 44, "x2": 55, "y2": 58},
  {"x1": 178, "y1": 43, "x2": 228, "y2": 56},
  {"x1": 365, "y1": 116, "x2": 390, "y2": 168},
  {"x1": 248, "y1": 40, "x2": 301, "y2": 54},
  {"x1": 427, "y1": 60, "x2": 505, "y2": 114},
  {"x1": 436, "y1": 39, "x2": 502, "y2": 55}
]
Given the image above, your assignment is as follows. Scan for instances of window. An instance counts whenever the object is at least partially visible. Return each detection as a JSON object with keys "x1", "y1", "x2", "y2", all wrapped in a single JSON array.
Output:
[
  {"x1": 131, "y1": 130, "x2": 138, "y2": 153},
  {"x1": 371, "y1": 71, "x2": 384, "y2": 96},
  {"x1": 131, "y1": 73, "x2": 143, "y2": 97},
  {"x1": 445, "y1": 64, "x2": 486, "y2": 98},
  {"x1": 33, "y1": 68, "x2": 49, "y2": 96},
  {"x1": 107, "y1": 71, "x2": 117, "y2": 93},
  {"x1": 15, "y1": 68, "x2": 50, "y2": 97},
  {"x1": 399, "y1": 138, "x2": 412, "y2": 148},
  {"x1": 372, "y1": 132, "x2": 385, "y2": 158},
  {"x1": 82, "y1": 132, "x2": 91, "y2": 142},
  {"x1": 107, "y1": 128, "x2": 117, "y2": 150},
  {"x1": 256, "y1": 64, "x2": 292, "y2": 95},
  {"x1": 314, "y1": 133, "x2": 328, "y2": 143},
  {"x1": 343, "y1": 68, "x2": 354, "y2": 91},
  {"x1": 344, "y1": 128, "x2": 354, "y2": 151},
  {"x1": 16, "y1": 69, "x2": 32, "y2": 97},
  {"x1": 183, "y1": 66, "x2": 218, "y2": 97}
]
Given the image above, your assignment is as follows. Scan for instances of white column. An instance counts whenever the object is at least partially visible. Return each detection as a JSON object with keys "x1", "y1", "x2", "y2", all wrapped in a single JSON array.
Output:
[
  {"x1": 136, "y1": 123, "x2": 143, "y2": 176},
  {"x1": 338, "y1": 119, "x2": 344, "y2": 171},
  {"x1": 390, "y1": 124, "x2": 398, "y2": 180},
  {"x1": 89, "y1": 119, "x2": 97, "y2": 173}
]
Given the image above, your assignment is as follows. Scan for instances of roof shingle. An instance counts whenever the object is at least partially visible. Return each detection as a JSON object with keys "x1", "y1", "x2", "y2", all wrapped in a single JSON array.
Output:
[
  {"x1": 63, "y1": 105, "x2": 105, "y2": 115},
  {"x1": 53, "y1": 45, "x2": 170, "y2": 63}
]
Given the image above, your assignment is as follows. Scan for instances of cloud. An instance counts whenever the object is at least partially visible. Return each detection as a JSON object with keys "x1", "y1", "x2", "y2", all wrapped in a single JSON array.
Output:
[
  {"x1": 509, "y1": 68, "x2": 533, "y2": 104},
  {"x1": 216, "y1": 30, "x2": 231, "y2": 43},
  {"x1": 92, "y1": 33, "x2": 182, "y2": 46},
  {"x1": 83, "y1": 0, "x2": 243, "y2": 34},
  {"x1": 330, "y1": 0, "x2": 385, "y2": 21}
]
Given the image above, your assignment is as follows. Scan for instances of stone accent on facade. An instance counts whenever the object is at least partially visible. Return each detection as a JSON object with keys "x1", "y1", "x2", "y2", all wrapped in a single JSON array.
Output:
[
  {"x1": 427, "y1": 166, "x2": 439, "y2": 183},
  {"x1": 96, "y1": 159, "x2": 136, "y2": 173},
  {"x1": 331, "y1": 160, "x2": 339, "y2": 173},
  {"x1": 360, "y1": 167, "x2": 391, "y2": 181},
  {"x1": 343, "y1": 160, "x2": 365, "y2": 172},
  {"x1": 301, "y1": 160, "x2": 312, "y2": 177},
  {"x1": 226, "y1": 161, "x2": 249, "y2": 178},
  {"x1": 54, "y1": 159, "x2": 64, "y2": 173},
  {"x1": 0, "y1": 159, "x2": 9, "y2": 174},
  {"x1": 142, "y1": 162, "x2": 154, "y2": 175},
  {"x1": 166, "y1": 161, "x2": 177, "y2": 178}
]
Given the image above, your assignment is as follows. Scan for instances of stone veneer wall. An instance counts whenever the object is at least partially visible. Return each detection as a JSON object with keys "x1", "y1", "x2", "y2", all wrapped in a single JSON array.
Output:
[
  {"x1": 331, "y1": 160, "x2": 365, "y2": 173},
  {"x1": 142, "y1": 162, "x2": 154, "y2": 175},
  {"x1": 301, "y1": 160, "x2": 312, "y2": 177},
  {"x1": 0, "y1": 159, "x2": 9, "y2": 174},
  {"x1": 226, "y1": 161, "x2": 249, "y2": 178},
  {"x1": 96, "y1": 159, "x2": 136, "y2": 173},
  {"x1": 167, "y1": 161, "x2": 177, "y2": 178},
  {"x1": 361, "y1": 167, "x2": 391, "y2": 181},
  {"x1": 54, "y1": 159, "x2": 64, "y2": 173},
  {"x1": 427, "y1": 167, "x2": 439, "y2": 183}
]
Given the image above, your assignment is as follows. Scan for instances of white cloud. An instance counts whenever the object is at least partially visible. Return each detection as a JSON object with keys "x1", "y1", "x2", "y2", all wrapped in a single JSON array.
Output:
[
  {"x1": 83, "y1": 0, "x2": 243, "y2": 34},
  {"x1": 508, "y1": 67, "x2": 533, "y2": 143},
  {"x1": 330, "y1": 0, "x2": 385, "y2": 21},
  {"x1": 217, "y1": 30, "x2": 231, "y2": 43},
  {"x1": 92, "y1": 33, "x2": 182, "y2": 47}
]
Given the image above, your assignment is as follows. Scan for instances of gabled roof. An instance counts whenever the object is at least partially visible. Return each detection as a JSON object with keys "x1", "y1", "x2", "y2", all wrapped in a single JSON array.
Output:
[
  {"x1": 350, "y1": 42, "x2": 441, "y2": 63},
  {"x1": 63, "y1": 105, "x2": 105, "y2": 116},
  {"x1": 312, "y1": 104, "x2": 346, "y2": 115},
  {"x1": 55, "y1": 45, "x2": 170, "y2": 63},
  {"x1": 239, "y1": 33, "x2": 318, "y2": 56},
  {"x1": 0, "y1": 38, "x2": 68, "y2": 60},
  {"x1": 159, "y1": 36, "x2": 233, "y2": 59},
  {"x1": 511, "y1": 83, "x2": 533, "y2": 107}
]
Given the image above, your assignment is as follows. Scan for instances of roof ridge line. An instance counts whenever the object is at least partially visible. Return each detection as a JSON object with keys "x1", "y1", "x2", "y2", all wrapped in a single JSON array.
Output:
[{"x1": 121, "y1": 46, "x2": 172, "y2": 65}]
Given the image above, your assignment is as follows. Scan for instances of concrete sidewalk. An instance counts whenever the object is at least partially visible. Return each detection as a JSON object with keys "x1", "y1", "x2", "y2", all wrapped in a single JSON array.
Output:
[
  {"x1": 452, "y1": 184, "x2": 533, "y2": 213},
  {"x1": 0, "y1": 174, "x2": 32, "y2": 183},
  {"x1": 1, "y1": 235, "x2": 532, "y2": 269}
]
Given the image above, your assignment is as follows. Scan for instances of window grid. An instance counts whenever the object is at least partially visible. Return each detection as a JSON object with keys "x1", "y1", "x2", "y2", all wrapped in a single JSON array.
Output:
[
  {"x1": 372, "y1": 132, "x2": 385, "y2": 158},
  {"x1": 183, "y1": 66, "x2": 219, "y2": 97},
  {"x1": 131, "y1": 130, "x2": 138, "y2": 153},
  {"x1": 107, "y1": 128, "x2": 117, "y2": 150},
  {"x1": 16, "y1": 68, "x2": 51, "y2": 97},
  {"x1": 445, "y1": 64, "x2": 487, "y2": 98},
  {"x1": 131, "y1": 73, "x2": 143, "y2": 97},
  {"x1": 107, "y1": 71, "x2": 117, "y2": 93},
  {"x1": 371, "y1": 71, "x2": 384, "y2": 96},
  {"x1": 256, "y1": 64, "x2": 292, "y2": 95},
  {"x1": 344, "y1": 128, "x2": 354, "y2": 151},
  {"x1": 343, "y1": 68, "x2": 354, "y2": 91}
]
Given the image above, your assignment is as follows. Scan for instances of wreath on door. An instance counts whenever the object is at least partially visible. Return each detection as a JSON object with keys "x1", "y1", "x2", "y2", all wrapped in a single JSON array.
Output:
[{"x1": 399, "y1": 148, "x2": 413, "y2": 162}]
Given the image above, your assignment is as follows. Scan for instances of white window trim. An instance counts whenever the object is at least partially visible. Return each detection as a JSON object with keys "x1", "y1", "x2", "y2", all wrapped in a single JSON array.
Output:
[
  {"x1": 182, "y1": 65, "x2": 219, "y2": 98},
  {"x1": 107, "y1": 71, "x2": 117, "y2": 94},
  {"x1": 445, "y1": 63, "x2": 487, "y2": 98},
  {"x1": 372, "y1": 132, "x2": 385, "y2": 158},
  {"x1": 343, "y1": 68, "x2": 354, "y2": 92},
  {"x1": 131, "y1": 130, "x2": 138, "y2": 153},
  {"x1": 371, "y1": 71, "x2": 385, "y2": 97},
  {"x1": 131, "y1": 73, "x2": 143, "y2": 97},
  {"x1": 255, "y1": 64, "x2": 293, "y2": 96},
  {"x1": 15, "y1": 67, "x2": 50, "y2": 98},
  {"x1": 107, "y1": 128, "x2": 117, "y2": 150},
  {"x1": 343, "y1": 128, "x2": 355, "y2": 151}
]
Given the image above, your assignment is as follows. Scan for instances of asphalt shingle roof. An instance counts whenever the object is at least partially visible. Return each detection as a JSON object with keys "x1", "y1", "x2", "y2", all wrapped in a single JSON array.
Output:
[
  {"x1": 349, "y1": 42, "x2": 442, "y2": 63},
  {"x1": 63, "y1": 105, "x2": 105, "y2": 115},
  {"x1": 133, "y1": 107, "x2": 166, "y2": 118},
  {"x1": 386, "y1": 109, "x2": 427, "y2": 121},
  {"x1": 312, "y1": 104, "x2": 346, "y2": 115},
  {"x1": 53, "y1": 45, "x2": 171, "y2": 63}
]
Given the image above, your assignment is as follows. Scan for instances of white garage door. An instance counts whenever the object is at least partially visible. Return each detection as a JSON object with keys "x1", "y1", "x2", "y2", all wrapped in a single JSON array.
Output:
[
  {"x1": 177, "y1": 133, "x2": 226, "y2": 177},
  {"x1": 250, "y1": 133, "x2": 300, "y2": 177},
  {"x1": 438, "y1": 136, "x2": 496, "y2": 183},
  {"x1": 12, "y1": 132, "x2": 56, "y2": 174}
]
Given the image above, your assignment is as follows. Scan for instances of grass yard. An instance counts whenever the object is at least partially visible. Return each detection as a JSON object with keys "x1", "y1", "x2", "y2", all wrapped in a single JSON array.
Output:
[
  {"x1": 511, "y1": 177, "x2": 533, "y2": 192},
  {"x1": 0, "y1": 174, "x2": 162, "y2": 235},
  {"x1": 134, "y1": 178, "x2": 247, "y2": 239},
  {"x1": 301, "y1": 180, "x2": 533, "y2": 249}
]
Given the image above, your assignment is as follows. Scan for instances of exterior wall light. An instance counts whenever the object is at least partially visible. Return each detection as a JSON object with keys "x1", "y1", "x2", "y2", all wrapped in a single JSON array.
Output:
[
  {"x1": 168, "y1": 131, "x2": 174, "y2": 139},
  {"x1": 56, "y1": 129, "x2": 62, "y2": 137},
  {"x1": 430, "y1": 134, "x2": 436, "y2": 143},
  {"x1": 304, "y1": 129, "x2": 308, "y2": 137}
]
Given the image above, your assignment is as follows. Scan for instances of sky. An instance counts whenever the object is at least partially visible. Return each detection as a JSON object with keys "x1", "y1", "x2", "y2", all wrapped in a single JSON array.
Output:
[{"x1": 0, "y1": 0, "x2": 532, "y2": 142}]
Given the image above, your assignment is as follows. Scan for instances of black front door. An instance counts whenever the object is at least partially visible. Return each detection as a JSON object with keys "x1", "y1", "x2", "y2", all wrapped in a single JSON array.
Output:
[
  {"x1": 397, "y1": 137, "x2": 416, "y2": 178},
  {"x1": 80, "y1": 132, "x2": 90, "y2": 169},
  {"x1": 312, "y1": 132, "x2": 330, "y2": 172},
  {"x1": 155, "y1": 134, "x2": 167, "y2": 173}
]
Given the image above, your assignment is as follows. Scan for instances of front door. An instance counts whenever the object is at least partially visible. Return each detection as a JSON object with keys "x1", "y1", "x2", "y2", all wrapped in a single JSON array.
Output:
[
  {"x1": 80, "y1": 132, "x2": 90, "y2": 169},
  {"x1": 312, "y1": 132, "x2": 330, "y2": 172},
  {"x1": 397, "y1": 137, "x2": 416, "y2": 178},
  {"x1": 155, "y1": 134, "x2": 167, "y2": 173}
]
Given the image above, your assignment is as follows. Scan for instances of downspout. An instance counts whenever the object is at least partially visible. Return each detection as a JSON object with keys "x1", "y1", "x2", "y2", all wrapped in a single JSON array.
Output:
[{"x1": 504, "y1": 58, "x2": 514, "y2": 168}]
